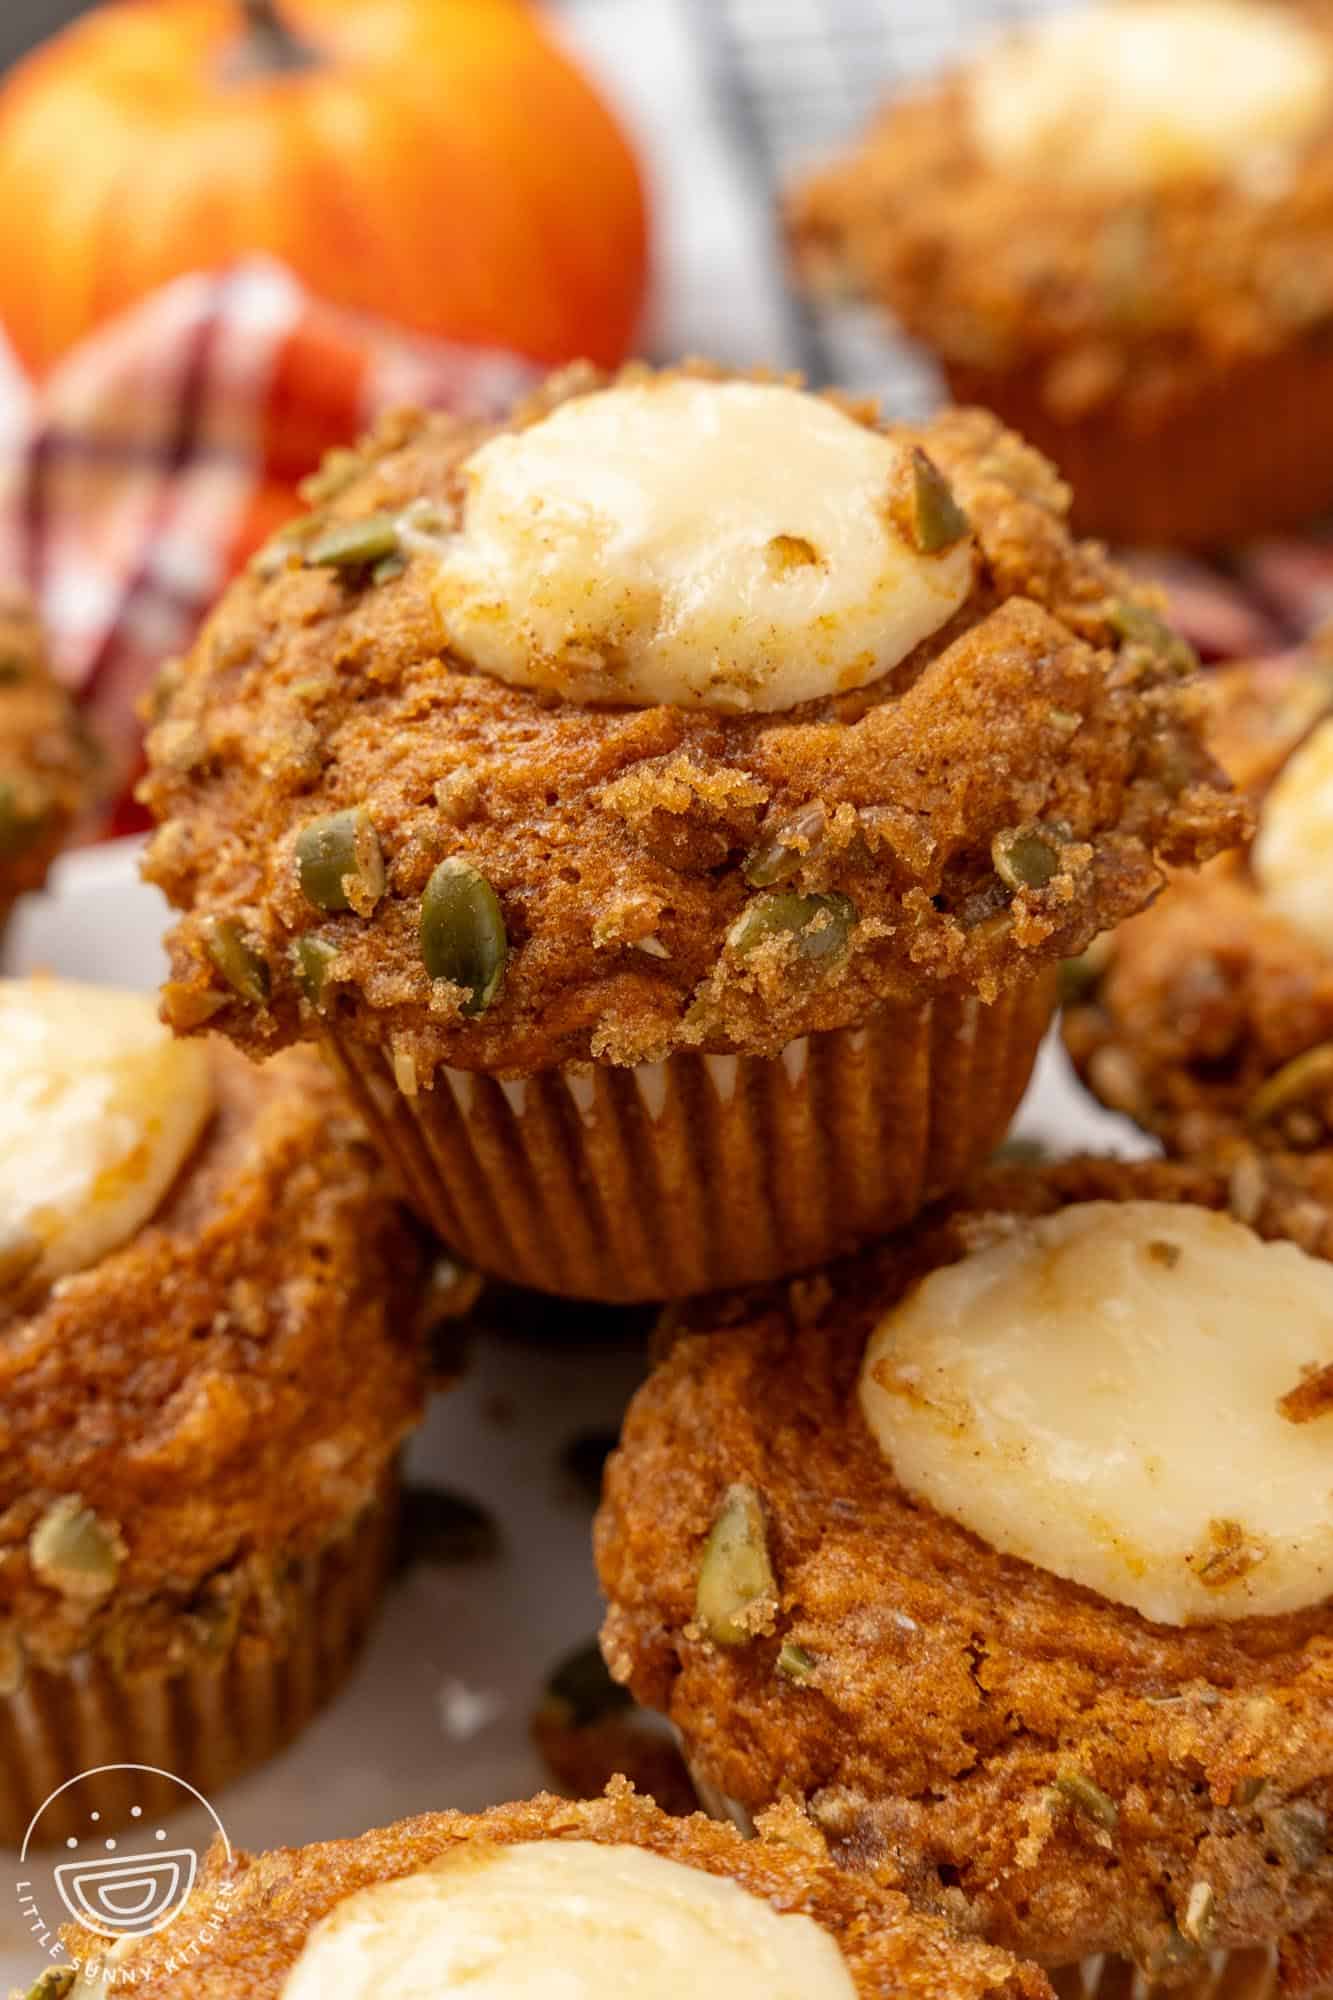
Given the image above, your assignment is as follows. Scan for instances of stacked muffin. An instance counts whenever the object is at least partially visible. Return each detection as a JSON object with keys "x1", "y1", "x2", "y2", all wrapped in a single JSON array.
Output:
[{"x1": 72, "y1": 351, "x2": 1317, "y2": 1998}]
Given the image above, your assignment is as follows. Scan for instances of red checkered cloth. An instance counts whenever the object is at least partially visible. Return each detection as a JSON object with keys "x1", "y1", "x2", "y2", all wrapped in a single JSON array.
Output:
[{"x1": 0, "y1": 259, "x2": 534, "y2": 834}]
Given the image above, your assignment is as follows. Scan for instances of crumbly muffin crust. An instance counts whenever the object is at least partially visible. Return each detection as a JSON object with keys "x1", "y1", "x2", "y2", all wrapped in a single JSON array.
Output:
[
  {"x1": 596, "y1": 1157, "x2": 1333, "y2": 1982},
  {"x1": 788, "y1": 3, "x2": 1333, "y2": 425},
  {"x1": 0, "y1": 1042, "x2": 427, "y2": 1681},
  {"x1": 59, "y1": 1781, "x2": 1053, "y2": 2000},
  {"x1": 141, "y1": 364, "x2": 1242, "y2": 1077},
  {"x1": 1065, "y1": 652, "x2": 1333, "y2": 1156},
  {"x1": 0, "y1": 590, "x2": 93, "y2": 927}
]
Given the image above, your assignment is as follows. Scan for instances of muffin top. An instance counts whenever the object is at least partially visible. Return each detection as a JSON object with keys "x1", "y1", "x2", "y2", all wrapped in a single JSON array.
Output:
[
  {"x1": 598, "y1": 1154, "x2": 1333, "y2": 1976},
  {"x1": 0, "y1": 977, "x2": 426, "y2": 1679},
  {"x1": 57, "y1": 1782, "x2": 1052, "y2": 2000},
  {"x1": 142, "y1": 363, "x2": 1241, "y2": 1076},
  {"x1": 1065, "y1": 646, "x2": 1333, "y2": 1154},
  {"x1": 0, "y1": 590, "x2": 94, "y2": 917},
  {"x1": 789, "y1": 1, "x2": 1333, "y2": 415}
]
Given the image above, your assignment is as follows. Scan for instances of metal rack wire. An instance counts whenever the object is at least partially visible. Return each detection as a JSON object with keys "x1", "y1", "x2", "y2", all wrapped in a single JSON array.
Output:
[{"x1": 680, "y1": 0, "x2": 1071, "y2": 403}]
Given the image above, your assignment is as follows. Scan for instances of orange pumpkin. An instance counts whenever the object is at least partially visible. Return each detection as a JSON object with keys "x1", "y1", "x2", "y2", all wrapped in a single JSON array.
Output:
[{"x1": 0, "y1": 0, "x2": 650, "y2": 376}]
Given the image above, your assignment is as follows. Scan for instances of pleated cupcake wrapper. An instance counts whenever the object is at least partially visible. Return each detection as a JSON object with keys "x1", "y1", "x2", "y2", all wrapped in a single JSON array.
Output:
[
  {"x1": 684, "y1": 1760, "x2": 1287, "y2": 2000},
  {"x1": 323, "y1": 973, "x2": 1056, "y2": 1303},
  {"x1": 943, "y1": 348, "x2": 1333, "y2": 551},
  {"x1": 0, "y1": 1482, "x2": 397, "y2": 1848}
]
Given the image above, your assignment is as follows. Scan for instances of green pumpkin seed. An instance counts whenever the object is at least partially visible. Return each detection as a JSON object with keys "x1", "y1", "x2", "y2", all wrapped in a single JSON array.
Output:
[
  {"x1": 992, "y1": 823, "x2": 1067, "y2": 892},
  {"x1": 1053, "y1": 1771, "x2": 1119, "y2": 1834},
  {"x1": 695, "y1": 1483, "x2": 778, "y2": 1647},
  {"x1": 905, "y1": 447, "x2": 970, "y2": 555},
  {"x1": 299, "y1": 446, "x2": 362, "y2": 507},
  {"x1": 371, "y1": 551, "x2": 408, "y2": 587},
  {"x1": 1247, "y1": 1044, "x2": 1333, "y2": 1128},
  {"x1": 1108, "y1": 598, "x2": 1197, "y2": 675},
  {"x1": 295, "y1": 808, "x2": 385, "y2": 914},
  {"x1": 29, "y1": 1497, "x2": 121, "y2": 1601},
  {"x1": 204, "y1": 918, "x2": 271, "y2": 1006},
  {"x1": 776, "y1": 1640, "x2": 817, "y2": 1683},
  {"x1": 306, "y1": 512, "x2": 401, "y2": 571},
  {"x1": 743, "y1": 803, "x2": 827, "y2": 888},
  {"x1": 0, "y1": 780, "x2": 45, "y2": 861},
  {"x1": 728, "y1": 889, "x2": 856, "y2": 963},
  {"x1": 420, "y1": 858, "x2": 508, "y2": 1015},
  {"x1": 292, "y1": 936, "x2": 339, "y2": 1008},
  {"x1": 25, "y1": 1971, "x2": 76, "y2": 2000},
  {"x1": 540, "y1": 1638, "x2": 634, "y2": 1729}
]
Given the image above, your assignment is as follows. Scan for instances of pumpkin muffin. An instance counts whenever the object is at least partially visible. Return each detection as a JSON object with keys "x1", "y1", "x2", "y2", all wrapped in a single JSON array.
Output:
[
  {"x1": 1065, "y1": 643, "x2": 1333, "y2": 1158},
  {"x1": 0, "y1": 589, "x2": 93, "y2": 941},
  {"x1": 140, "y1": 362, "x2": 1241, "y2": 1301},
  {"x1": 0, "y1": 975, "x2": 428, "y2": 1847},
  {"x1": 597, "y1": 1155, "x2": 1333, "y2": 1989},
  {"x1": 789, "y1": 1, "x2": 1333, "y2": 549},
  {"x1": 49, "y1": 1780, "x2": 1053, "y2": 2000}
]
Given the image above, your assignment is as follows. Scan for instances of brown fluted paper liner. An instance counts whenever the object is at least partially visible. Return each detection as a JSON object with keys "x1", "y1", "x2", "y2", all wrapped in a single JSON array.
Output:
[
  {"x1": 0, "y1": 1483, "x2": 397, "y2": 1849},
  {"x1": 324, "y1": 972, "x2": 1057, "y2": 1303}
]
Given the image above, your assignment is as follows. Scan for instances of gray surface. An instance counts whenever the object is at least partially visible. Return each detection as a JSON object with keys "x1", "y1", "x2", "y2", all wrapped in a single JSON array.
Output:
[{"x1": 0, "y1": 1, "x2": 88, "y2": 72}]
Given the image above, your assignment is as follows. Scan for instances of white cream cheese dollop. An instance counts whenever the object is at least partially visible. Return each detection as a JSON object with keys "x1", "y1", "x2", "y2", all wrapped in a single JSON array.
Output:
[
  {"x1": 971, "y1": 2, "x2": 1331, "y2": 192},
  {"x1": 1253, "y1": 714, "x2": 1333, "y2": 954},
  {"x1": 859, "y1": 1200, "x2": 1333, "y2": 1626},
  {"x1": 426, "y1": 378, "x2": 974, "y2": 712},
  {"x1": 280, "y1": 1840, "x2": 857, "y2": 2000},
  {"x1": 0, "y1": 978, "x2": 213, "y2": 1291}
]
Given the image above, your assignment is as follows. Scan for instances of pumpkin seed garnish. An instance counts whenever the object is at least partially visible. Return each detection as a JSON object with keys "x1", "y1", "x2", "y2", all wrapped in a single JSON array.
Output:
[
  {"x1": 419, "y1": 858, "x2": 508, "y2": 1015},
  {"x1": 0, "y1": 779, "x2": 45, "y2": 861},
  {"x1": 1182, "y1": 1881, "x2": 1216, "y2": 1948},
  {"x1": 776, "y1": 1640, "x2": 817, "y2": 1683},
  {"x1": 905, "y1": 447, "x2": 971, "y2": 555},
  {"x1": 292, "y1": 936, "x2": 339, "y2": 1008},
  {"x1": 743, "y1": 803, "x2": 827, "y2": 888},
  {"x1": 992, "y1": 822, "x2": 1067, "y2": 893},
  {"x1": 539, "y1": 1638, "x2": 634, "y2": 1730},
  {"x1": 1247, "y1": 1044, "x2": 1333, "y2": 1128},
  {"x1": 295, "y1": 807, "x2": 386, "y2": 914},
  {"x1": 1053, "y1": 1771, "x2": 1119, "y2": 1834},
  {"x1": 1268, "y1": 1799, "x2": 1328, "y2": 1869},
  {"x1": 25, "y1": 1971, "x2": 76, "y2": 2000},
  {"x1": 728, "y1": 889, "x2": 856, "y2": 964},
  {"x1": 299, "y1": 446, "x2": 362, "y2": 507},
  {"x1": 695, "y1": 1483, "x2": 778, "y2": 1647},
  {"x1": 29, "y1": 1497, "x2": 122, "y2": 1601},
  {"x1": 1107, "y1": 598, "x2": 1197, "y2": 675},
  {"x1": 371, "y1": 551, "x2": 407, "y2": 587},
  {"x1": 204, "y1": 917, "x2": 271, "y2": 1005},
  {"x1": 306, "y1": 511, "x2": 402, "y2": 572}
]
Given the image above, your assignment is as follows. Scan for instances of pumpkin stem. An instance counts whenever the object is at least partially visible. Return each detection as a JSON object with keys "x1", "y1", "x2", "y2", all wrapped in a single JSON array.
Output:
[{"x1": 234, "y1": 0, "x2": 318, "y2": 77}]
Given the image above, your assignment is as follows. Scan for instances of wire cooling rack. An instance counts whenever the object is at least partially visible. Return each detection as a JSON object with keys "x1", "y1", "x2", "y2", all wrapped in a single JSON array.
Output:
[{"x1": 673, "y1": 0, "x2": 1072, "y2": 401}]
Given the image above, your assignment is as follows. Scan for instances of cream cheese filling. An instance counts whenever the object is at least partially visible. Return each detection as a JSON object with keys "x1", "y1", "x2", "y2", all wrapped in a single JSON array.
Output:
[
  {"x1": 971, "y1": 2, "x2": 1331, "y2": 193},
  {"x1": 425, "y1": 378, "x2": 973, "y2": 713},
  {"x1": 0, "y1": 977, "x2": 213, "y2": 1293},
  {"x1": 279, "y1": 1840, "x2": 857, "y2": 2000},
  {"x1": 859, "y1": 1200, "x2": 1333, "y2": 1625}
]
